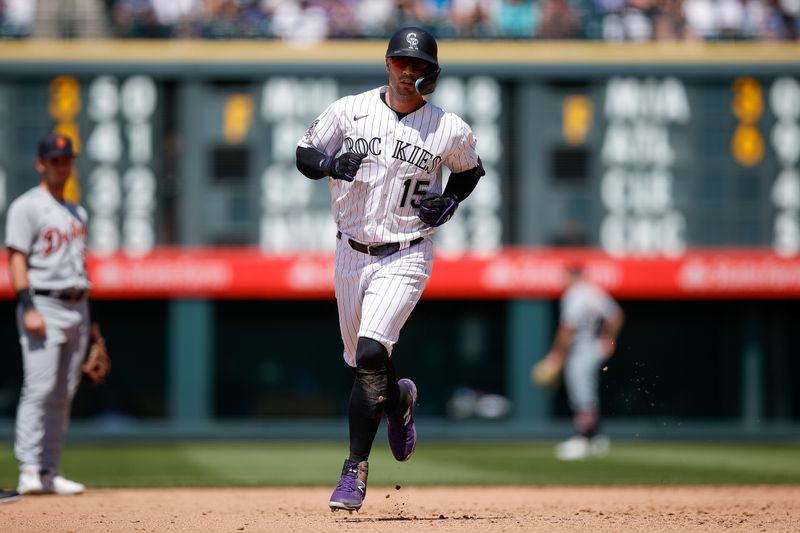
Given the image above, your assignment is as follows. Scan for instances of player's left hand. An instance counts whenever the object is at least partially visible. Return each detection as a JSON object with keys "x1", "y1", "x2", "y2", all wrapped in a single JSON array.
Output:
[
  {"x1": 82, "y1": 336, "x2": 110, "y2": 385},
  {"x1": 418, "y1": 192, "x2": 458, "y2": 226}
]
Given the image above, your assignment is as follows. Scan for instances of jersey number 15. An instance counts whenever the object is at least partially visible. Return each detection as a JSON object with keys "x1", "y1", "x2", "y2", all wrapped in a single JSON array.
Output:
[{"x1": 400, "y1": 179, "x2": 430, "y2": 208}]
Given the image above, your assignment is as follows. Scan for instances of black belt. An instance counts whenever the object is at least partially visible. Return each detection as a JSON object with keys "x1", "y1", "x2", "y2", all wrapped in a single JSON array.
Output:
[
  {"x1": 337, "y1": 231, "x2": 423, "y2": 257},
  {"x1": 33, "y1": 288, "x2": 89, "y2": 301}
]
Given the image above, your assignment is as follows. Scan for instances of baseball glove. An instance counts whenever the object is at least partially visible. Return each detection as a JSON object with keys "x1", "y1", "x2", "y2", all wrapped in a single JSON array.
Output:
[
  {"x1": 82, "y1": 337, "x2": 110, "y2": 385},
  {"x1": 418, "y1": 192, "x2": 458, "y2": 227},
  {"x1": 530, "y1": 357, "x2": 562, "y2": 390}
]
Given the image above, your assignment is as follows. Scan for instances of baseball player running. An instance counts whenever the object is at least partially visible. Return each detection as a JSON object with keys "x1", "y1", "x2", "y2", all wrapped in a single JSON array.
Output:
[
  {"x1": 5, "y1": 133, "x2": 109, "y2": 495},
  {"x1": 295, "y1": 27, "x2": 484, "y2": 512},
  {"x1": 540, "y1": 264, "x2": 624, "y2": 460}
]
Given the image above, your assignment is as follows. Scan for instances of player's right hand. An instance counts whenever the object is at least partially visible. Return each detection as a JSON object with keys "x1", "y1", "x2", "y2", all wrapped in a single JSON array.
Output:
[
  {"x1": 23, "y1": 309, "x2": 46, "y2": 337},
  {"x1": 329, "y1": 152, "x2": 367, "y2": 182}
]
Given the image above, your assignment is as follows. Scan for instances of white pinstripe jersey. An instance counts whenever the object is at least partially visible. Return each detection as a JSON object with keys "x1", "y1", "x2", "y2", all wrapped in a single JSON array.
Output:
[{"x1": 298, "y1": 86, "x2": 480, "y2": 244}]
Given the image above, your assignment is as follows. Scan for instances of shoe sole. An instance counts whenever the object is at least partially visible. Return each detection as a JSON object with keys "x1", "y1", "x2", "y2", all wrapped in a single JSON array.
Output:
[
  {"x1": 329, "y1": 501, "x2": 361, "y2": 512},
  {"x1": 0, "y1": 495, "x2": 20, "y2": 504},
  {"x1": 18, "y1": 488, "x2": 84, "y2": 496}
]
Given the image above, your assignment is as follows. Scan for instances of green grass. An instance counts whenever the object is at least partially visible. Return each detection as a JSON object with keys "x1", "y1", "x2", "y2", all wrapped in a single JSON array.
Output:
[{"x1": 1, "y1": 440, "x2": 798, "y2": 488}]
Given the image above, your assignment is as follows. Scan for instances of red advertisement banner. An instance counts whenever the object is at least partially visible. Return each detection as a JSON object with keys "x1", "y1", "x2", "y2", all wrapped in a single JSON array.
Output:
[{"x1": 1, "y1": 247, "x2": 800, "y2": 300}]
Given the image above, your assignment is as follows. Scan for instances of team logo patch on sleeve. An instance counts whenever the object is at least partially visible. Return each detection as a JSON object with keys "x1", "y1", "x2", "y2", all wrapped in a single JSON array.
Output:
[{"x1": 302, "y1": 119, "x2": 320, "y2": 143}]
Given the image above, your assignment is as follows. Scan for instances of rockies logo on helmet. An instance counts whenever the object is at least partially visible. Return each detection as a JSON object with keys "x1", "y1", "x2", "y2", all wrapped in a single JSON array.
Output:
[{"x1": 406, "y1": 33, "x2": 419, "y2": 50}]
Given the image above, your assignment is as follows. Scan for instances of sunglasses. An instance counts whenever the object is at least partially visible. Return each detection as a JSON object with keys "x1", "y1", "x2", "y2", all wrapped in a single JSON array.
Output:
[{"x1": 390, "y1": 56, "x2": 432, "y2": 72}]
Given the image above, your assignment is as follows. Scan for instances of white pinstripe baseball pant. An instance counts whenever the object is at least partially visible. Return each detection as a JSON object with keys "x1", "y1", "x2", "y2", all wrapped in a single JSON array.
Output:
[{"x1": 334, "y1": 236, "x2": 434, "y2": 366}]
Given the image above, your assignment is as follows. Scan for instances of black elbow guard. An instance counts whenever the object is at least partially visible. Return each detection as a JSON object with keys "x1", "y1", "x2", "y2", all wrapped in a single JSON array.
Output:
[
  {"x1": 296, "y1": 146, "x2": 331, "y2": 180},
  {"x1": 443, "y1": 158, "x2": 485, "y2": 203}
]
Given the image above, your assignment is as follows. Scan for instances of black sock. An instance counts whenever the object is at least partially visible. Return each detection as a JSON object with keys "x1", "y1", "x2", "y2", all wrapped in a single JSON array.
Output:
[
  {"x1": 347, "y1": 343, "x2": 403, "y2": 462},
  {"x1": 347, "y1": 377, "x2": 381, "y2": 462}
]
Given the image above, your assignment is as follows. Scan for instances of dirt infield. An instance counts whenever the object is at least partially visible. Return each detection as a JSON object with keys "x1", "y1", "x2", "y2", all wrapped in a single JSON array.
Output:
[{"x1": 1, "y1": 486, "x2": 797, "y2": 532}]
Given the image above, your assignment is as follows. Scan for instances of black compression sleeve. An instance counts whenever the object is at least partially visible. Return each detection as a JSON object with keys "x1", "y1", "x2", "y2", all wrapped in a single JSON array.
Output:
[
  {"x1": 442, "y1": 159, "x2": 486, "y2": 202},
  {"x1": 296, "y1": 146, "x2": 332, "y2": 180}
]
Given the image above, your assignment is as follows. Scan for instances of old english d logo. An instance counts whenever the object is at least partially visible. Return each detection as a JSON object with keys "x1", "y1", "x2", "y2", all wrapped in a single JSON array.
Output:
[
  {"x1": 406, "y1": 33, "x2": 418, "y2": 50},
  {"x1": 56, "y1": 136, "x2": 66, "y2": 149}
]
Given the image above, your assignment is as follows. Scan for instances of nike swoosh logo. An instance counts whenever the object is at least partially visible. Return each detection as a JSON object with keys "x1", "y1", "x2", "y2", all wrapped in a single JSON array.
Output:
[{"x1": 353, "y1": 114, "x2": 369, "y2": 121}]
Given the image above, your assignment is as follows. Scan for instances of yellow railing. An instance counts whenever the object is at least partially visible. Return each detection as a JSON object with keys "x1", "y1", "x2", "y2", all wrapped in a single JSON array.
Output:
[{"x1": 0, "y1": 39, "x2": 798, "y2": 65}]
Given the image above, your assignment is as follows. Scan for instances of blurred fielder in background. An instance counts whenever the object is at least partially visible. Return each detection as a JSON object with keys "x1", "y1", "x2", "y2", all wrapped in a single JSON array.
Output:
[
  {"x1": 296, "y1": 26, "x2": 484, "y2": 511},
  {"x1": 5, "y1": 134, "x2": 110, "y2": 496},
  {"x1": 533, "y1": 263, "x2": 624, "y2": 460}
]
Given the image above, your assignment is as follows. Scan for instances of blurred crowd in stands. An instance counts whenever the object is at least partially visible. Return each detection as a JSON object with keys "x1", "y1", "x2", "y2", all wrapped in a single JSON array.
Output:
[{"x1": 0, "y1": 0, "x2": 797, "y2": 42}]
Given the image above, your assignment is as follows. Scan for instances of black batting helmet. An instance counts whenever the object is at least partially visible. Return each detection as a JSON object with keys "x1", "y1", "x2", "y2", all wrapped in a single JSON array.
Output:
[
  {"x1": 386, "y1": 27, "x2": 438, "y2": 66},
  {"x1": 385, "y1": 27, "x2": 441, "y2": 96}
]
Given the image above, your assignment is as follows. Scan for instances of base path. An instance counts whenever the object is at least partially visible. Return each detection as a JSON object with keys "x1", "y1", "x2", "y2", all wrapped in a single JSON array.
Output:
[{"x1": 1, "y1": 486, "x2": 797, "y2": 532}]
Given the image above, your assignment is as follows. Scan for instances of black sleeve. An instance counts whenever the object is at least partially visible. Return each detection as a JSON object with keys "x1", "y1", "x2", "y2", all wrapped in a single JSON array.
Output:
[
  {"x1": 442, "y1": 158, "x2": 486, "y2": 202},
  {"x1": 296, "y1": 146, "x2": 332, "y2": 180}
]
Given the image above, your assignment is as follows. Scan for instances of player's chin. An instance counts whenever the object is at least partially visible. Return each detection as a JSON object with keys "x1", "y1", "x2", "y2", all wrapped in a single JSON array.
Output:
[{"x1": 398, "y1": 80, "x2": 417, "y2": 92}]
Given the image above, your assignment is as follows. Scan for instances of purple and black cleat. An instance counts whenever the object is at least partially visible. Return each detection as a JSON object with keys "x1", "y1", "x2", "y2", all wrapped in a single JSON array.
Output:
[
  {"x1": 329, "y1": 459, "x2": 369, "y2": 512},
  {"x1": 387, "y1": 378, "x2": 418, "y2": 462}
]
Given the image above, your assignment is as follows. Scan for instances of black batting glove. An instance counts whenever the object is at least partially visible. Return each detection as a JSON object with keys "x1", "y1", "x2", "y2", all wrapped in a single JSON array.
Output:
[
  {"x1": 327, "y1": 152, "x2": 367, "y2": 182},
  {"x1": 418, "y1": 192, "x2": 459, "y2": 227}
]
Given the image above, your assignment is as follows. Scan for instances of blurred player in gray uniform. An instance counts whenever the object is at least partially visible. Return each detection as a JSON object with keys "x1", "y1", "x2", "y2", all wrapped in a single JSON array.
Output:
[
  {"x1": 296, "y1": 27, "x2": 484, "y2": 511},
  {"x1": 5, "y1": 133, "x2": 106, "y2": 495},
  {"x1": 543, "y1": 264, "x2": 624, "y2": 460}
]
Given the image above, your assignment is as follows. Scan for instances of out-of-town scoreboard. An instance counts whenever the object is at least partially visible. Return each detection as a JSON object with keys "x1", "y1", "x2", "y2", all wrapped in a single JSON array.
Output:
[{"x1": 0, "y1": 41, "x2": 799, "y2": 299}]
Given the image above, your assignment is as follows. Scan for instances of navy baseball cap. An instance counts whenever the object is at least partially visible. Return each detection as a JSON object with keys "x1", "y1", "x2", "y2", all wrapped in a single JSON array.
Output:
[{"x1": 38, "y1": 134, "x2": 74, "y2": 159}]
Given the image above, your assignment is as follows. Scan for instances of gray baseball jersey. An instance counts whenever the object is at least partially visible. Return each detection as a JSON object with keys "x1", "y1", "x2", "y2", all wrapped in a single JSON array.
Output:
[
  {"x1": 561, "y1": 280, "x2": 621, "y2": 410},
  {"x1": 299, "y1": 86, "x2": 480, "y2": 365},
  {"x1": 5, "y1": 186, "x2": 90, "y2": 290}
]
